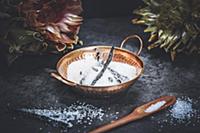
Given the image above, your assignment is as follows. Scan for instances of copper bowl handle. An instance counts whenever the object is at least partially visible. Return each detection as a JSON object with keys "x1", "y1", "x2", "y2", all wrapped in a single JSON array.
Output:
[
  {"x1": 120, "y1": 35, "x2": 143, "y2": 56},
  {"x1": 51, "y1": 72, "x2": 77, "y2": 87}
]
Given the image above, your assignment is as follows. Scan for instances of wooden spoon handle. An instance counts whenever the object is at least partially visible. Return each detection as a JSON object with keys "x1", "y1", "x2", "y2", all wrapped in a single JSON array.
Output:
[
  {"x1": 89, "y1": 96, "x2": 176, "y2": 133},
  {"x1": 89, "y1": 114, "x2": 138, "y2": 133}
]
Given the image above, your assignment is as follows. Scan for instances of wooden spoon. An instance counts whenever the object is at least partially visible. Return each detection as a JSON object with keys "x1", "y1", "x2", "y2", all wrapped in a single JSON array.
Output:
[{"x1": 89, "y1": 96, "x2": 176, "y2": 133}]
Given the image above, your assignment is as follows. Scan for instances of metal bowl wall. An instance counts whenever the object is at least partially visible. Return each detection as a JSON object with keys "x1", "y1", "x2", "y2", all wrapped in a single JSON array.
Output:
[{"x1": 51, "y1": 35, "x2": 144, "y2": 98}]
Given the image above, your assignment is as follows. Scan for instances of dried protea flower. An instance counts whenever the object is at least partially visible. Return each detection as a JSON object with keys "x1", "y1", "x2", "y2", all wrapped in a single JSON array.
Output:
[
  {"x1": 0, "y1": 0, "x2": 83, "y2": 65},
  {"x1": 18, "y1": 0, "x2": 83, "y2": 52}
]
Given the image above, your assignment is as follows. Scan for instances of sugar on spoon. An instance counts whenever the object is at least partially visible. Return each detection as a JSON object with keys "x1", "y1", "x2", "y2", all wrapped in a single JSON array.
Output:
[{"x1": 89, "y1": 96, "x2": 176, "y2": 133}]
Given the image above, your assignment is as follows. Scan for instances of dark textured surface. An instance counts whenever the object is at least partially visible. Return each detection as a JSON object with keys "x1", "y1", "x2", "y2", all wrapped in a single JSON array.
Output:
[
  {"x1": 82, "y1": 0, "x2": 143, "y2": 18},
  {"x1": 0, "y1": 17, "x2": 200, "y2": 133}
]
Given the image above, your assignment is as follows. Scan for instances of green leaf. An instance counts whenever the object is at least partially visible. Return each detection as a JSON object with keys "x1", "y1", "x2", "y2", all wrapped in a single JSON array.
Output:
[
  {"x1": 148, "y1": 40, "x2": 161, "y2": 49},
  {"x1": 181, "y1": 31, "x2": 190, "y2": 44},
  {"x1": 133, "y1": 0, "x2": 200, "y2": 59},
  {"x1": 160, "y1": 33, "x2": 174, "y2": 48},
  {"x1": 144, "y1": 26, "x2": 157, "y2": 32}
]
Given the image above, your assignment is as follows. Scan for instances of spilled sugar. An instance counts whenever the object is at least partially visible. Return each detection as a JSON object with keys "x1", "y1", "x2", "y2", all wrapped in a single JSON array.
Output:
[
  {"x1": 67, "y1": 55, "x2": 140, "y2": 86},
  {"x1": 21, "y1": 101, "x2": 119, "y2": 128},
  {"x1": 152, "y1": 96, "x2": 200, "y2": 131},
  {"x1": 168, "y1": 96, "x2": 198, "y2": 124},
  {"x1": 21, "y1": 101, "x2": 105, "y2": 128},
  {"x1": 19, "y1": 96, "x2": 200, "y2": 132},
  {"x1": 145, "y1": 101, "x2": 166, "y2": 113},
  {"x1": 170, "y1": 97, "x2": 195, "y2": 120}
]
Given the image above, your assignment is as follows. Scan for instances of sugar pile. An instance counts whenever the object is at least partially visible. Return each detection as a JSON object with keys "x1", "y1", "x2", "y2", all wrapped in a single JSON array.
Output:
[
  {"x1": 21, "y1": 101, "x2": 105, "y2": 128},
  {"x1": 152, "y1": 96, "x2": 200, "y2": 131},
  {"x1": 67, "y1": 55, "x2": 139, "y2": 86},
  {"x1": 145, "y1": 101, "x2": 166, "y2": 113},
  {"x1": 170, "y1": 97, "x2": 195, "y2": 121},
  {"x1": 165, "y1": 96, "x2": 200, "y2": 125}
]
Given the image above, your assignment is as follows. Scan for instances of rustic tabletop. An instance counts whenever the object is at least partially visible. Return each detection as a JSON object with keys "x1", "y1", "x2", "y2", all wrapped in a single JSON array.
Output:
[{"x1": 0, "y1": 17, "x2": 200, "y2": 133}]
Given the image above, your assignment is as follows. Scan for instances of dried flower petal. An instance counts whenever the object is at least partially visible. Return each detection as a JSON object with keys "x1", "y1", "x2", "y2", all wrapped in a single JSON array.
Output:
[{"x1": 18, "y1": 0, "x2": 83, "y2": 52}]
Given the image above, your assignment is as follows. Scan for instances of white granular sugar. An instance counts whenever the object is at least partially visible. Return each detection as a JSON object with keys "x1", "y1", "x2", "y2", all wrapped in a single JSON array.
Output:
[
  {"x1": 67, "y1": 56, "x2": 139, "y2": 86},
  {"x1": 145, "y1": 101, "x2": 166, "y2": 113},
  {"x1": 152, "y1": 96, "x2": 200, "y2": 132},
  {"x1": 21, "y1": 101, "x2": 105, "y2": 128},
  {"x1": 170, "y1": 97, "x2": 196, "y2": 120}
]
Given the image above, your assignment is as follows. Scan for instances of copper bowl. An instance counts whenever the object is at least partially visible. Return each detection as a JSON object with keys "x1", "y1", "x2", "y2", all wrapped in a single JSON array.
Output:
[{"x1": 51, "y1": 35, "x2": 144, "y2": 98}]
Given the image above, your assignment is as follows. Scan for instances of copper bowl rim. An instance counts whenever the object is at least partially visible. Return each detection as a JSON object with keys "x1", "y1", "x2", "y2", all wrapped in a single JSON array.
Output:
[{"x1": 53, "y1": 35, "x2": 144, "y2": 89}]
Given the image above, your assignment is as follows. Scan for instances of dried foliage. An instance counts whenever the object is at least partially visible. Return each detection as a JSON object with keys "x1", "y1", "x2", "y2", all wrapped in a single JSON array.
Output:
[
  {"x1": 0, "y1": 0, "x2": 83, "y2": 65},
  {"x1": 133, "y1": 0, "x2": 200, "y2": 60}
]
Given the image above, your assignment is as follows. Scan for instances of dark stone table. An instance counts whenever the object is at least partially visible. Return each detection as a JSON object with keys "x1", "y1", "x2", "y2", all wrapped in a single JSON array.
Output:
[{"x1": 0, "y1": 17, "x2": 200, "y2": 133}]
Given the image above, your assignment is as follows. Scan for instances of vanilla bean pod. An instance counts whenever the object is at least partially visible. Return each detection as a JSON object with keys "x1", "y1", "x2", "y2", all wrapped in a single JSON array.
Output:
[
  {"x1": 107, "y1": 67, "x2": 129, "y2": 83},
  {"x1": 96, "y1": 62, "x2": 129, "y2": 83},
  {"x1": 91, "y1": 46, "x2": 115, "y2": 85}
]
